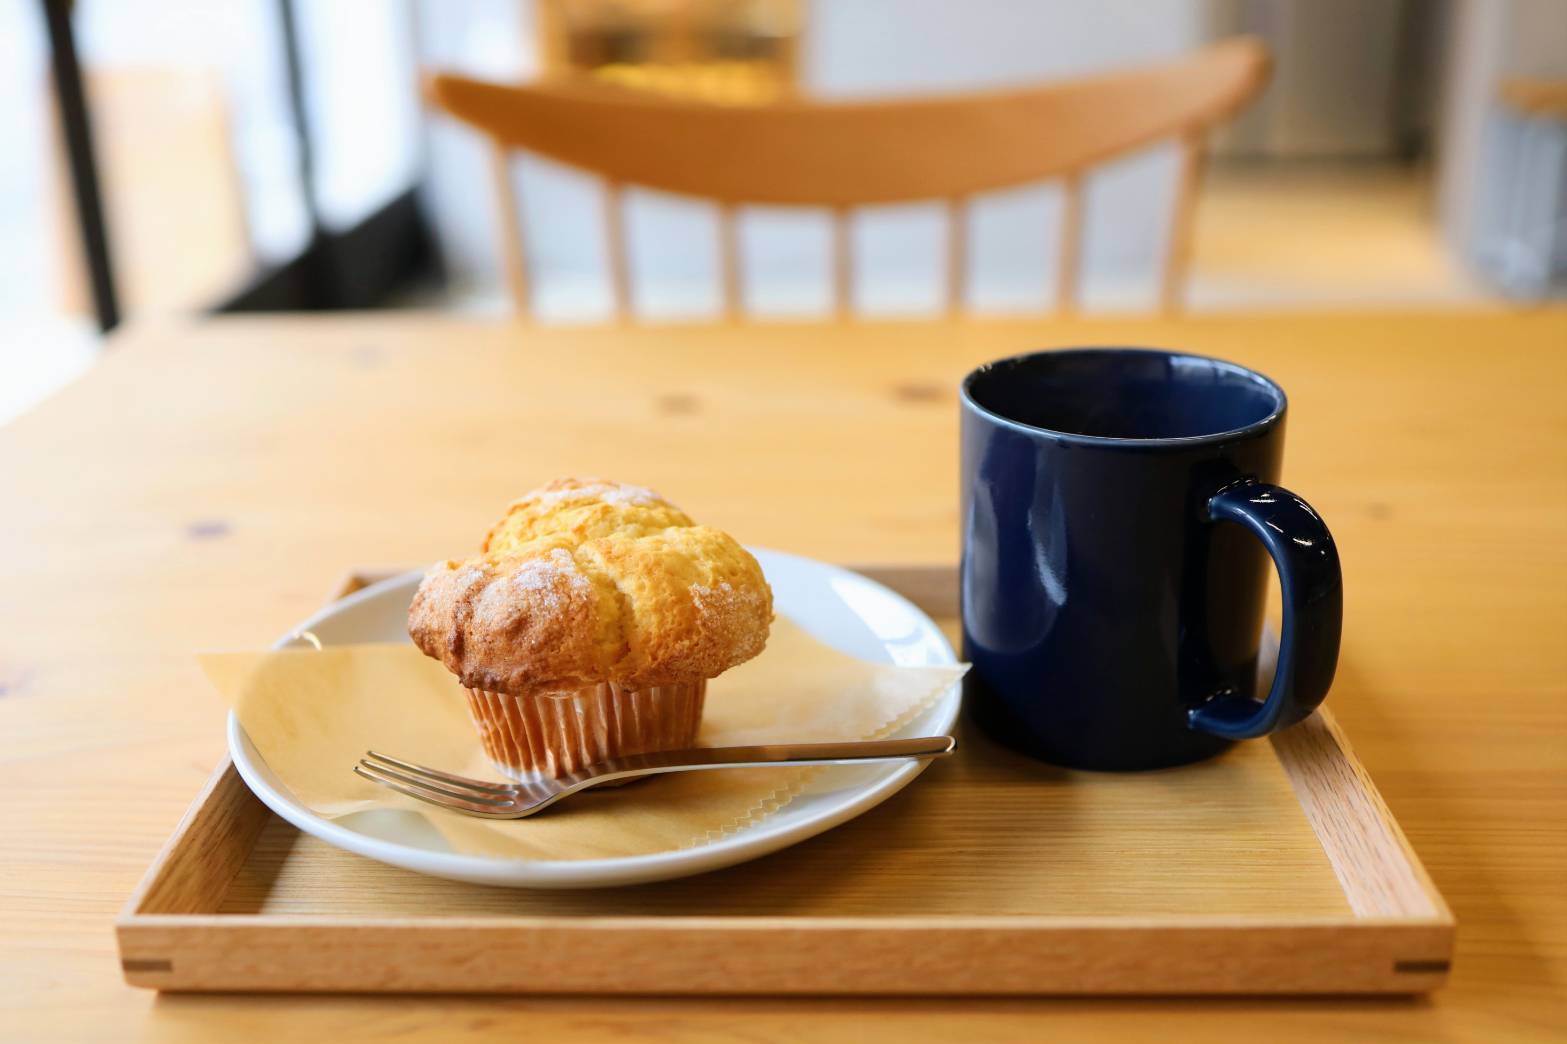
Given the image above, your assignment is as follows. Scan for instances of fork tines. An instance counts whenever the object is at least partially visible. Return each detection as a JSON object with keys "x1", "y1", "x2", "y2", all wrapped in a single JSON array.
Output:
[{"x1": 353, "y1": 750, "x2": 526, "y2": 818}]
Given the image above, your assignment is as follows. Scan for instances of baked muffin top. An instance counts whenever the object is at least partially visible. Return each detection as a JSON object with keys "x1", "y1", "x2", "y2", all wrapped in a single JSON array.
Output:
[
  {"x1": 408, "y1": 479, "x2": 773, "y2": 697},
  {"x1": 481, "y1": 478, "x2": 695, "y2": 550}
]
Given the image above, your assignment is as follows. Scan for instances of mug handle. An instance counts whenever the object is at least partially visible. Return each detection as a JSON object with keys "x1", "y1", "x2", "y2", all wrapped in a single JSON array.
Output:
[{"x1": 1188, "y1": 480, "x2": 1343, "y2": 740}]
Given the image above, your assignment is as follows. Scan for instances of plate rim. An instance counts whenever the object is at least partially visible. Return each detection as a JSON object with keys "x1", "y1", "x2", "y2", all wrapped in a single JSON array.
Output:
[{"x1": 227, "y1": 547, "x2": 960, "y2": 888}]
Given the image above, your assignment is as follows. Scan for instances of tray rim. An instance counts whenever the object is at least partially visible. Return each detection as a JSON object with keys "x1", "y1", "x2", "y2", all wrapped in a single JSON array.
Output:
[{"x1": 116, "y1": 564, "x2": 1456, "y2": 996}]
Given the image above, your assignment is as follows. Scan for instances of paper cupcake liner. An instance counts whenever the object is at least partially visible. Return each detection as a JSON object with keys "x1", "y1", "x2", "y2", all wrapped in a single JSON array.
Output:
[{"x1": 464, "y1": 680, "x2": 707, "y2": 781}]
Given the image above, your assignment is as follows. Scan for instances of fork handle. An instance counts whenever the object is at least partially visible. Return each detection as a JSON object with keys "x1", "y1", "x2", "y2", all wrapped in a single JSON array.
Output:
[{"x1": 582, "y1": 735, "x2": 956, "y2": 782}]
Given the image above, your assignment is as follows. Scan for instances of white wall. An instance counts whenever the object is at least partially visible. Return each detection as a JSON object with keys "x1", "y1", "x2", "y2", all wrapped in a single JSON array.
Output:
[
  {"x1": 1437, "y1": 0, "x2": 1567, "y2": 284},
  {"x1": 413, "y1": 0, "x2": 535, "y2": 302},
  {"x1": 806, "y1": 0, "x2": 1211, "y2": 93},
  {"x1": 43, "y1": 0, "x2": 426, "y2": 263},
  {"x1": 72, "y1": 0, "x2": 311, "y2": 261},
  {"x1": 298, "y1": 0, "x2": 423, "y2": 233},
  {"x1": 1213, "y1": 0, "x2": 1407, "y2": 157}
]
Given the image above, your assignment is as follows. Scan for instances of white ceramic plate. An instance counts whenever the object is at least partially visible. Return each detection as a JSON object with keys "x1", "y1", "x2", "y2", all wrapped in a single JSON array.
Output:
[{"x1": 228, "y1": 548, "x2": 961, "y2": 888}]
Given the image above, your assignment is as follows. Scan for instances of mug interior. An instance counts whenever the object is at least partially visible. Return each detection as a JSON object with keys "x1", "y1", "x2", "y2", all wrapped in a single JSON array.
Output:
[{"x1": 964, "y1": 348, "x2": 1284, "y2": 441}]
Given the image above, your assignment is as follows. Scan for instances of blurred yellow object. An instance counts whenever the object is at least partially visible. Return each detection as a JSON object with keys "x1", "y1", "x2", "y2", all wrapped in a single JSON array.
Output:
[
  {"x1": 537, "y1": 0, "x2": 799, "y2": 104},
  {"x1": 48, "y1": 68, "x2": 250, "y2": 320},
  {"x1": 1500, "y1": 78, "x2": 1567, "y2": 118}
]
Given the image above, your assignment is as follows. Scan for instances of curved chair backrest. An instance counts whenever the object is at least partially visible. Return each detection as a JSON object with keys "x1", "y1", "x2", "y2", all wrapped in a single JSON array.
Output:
[{"x1": 428, "y1": 37, "x2": 1270, "y2": 319}]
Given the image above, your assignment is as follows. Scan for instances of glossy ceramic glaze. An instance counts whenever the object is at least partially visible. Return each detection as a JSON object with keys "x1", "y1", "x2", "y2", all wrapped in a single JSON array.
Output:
[{"x1": 959, "y1": 348, "x2": 1342, "y2": 771}]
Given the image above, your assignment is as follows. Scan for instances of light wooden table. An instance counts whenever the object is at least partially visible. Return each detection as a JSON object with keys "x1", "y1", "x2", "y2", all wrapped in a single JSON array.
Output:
[{"x1": 2, "y1": 311, "x2": 1563, "y2": 1042}]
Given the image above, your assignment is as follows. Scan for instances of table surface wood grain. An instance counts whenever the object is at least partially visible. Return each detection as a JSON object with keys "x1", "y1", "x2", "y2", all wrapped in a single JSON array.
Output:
[{"x1": 2, "y1": 310, "x2": 1563, "y2": 1042}]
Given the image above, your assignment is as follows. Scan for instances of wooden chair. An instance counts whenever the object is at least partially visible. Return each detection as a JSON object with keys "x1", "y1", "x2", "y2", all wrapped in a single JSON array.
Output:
[{"x1": 427, "y1": 37, "x2": 1270, "y2": 319}]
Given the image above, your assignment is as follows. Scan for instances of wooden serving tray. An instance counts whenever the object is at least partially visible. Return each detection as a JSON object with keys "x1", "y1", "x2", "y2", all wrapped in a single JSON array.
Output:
[{"x1": 117, "y1": 566, "x2": 1454, "y2": 995}]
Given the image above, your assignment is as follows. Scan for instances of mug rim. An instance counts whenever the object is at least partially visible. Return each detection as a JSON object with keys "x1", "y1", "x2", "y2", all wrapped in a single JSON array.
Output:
[{"x1": 960, "y1": 346, "x2": 1288, "y2": 448}]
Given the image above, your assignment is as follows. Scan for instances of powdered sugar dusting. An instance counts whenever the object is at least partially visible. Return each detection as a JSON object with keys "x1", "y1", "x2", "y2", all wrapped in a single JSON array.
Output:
[
  {"x1": 689, "y1": 579, "x2": 769, "y2": 648},
  {"x1": 472, "y1": 547, "x2": 592, "y2": 625},
  {"x1": 413, "y1": 480, "x2": 772, "y2": 695},
  {"x1": 447, "y1": 563, "x2": 488, "y2": 598}
]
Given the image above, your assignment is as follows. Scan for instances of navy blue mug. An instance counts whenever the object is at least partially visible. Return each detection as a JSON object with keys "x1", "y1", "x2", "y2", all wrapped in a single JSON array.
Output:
[{"x1": 960, "y1": 348, "x2": 1342, "y2": 771}]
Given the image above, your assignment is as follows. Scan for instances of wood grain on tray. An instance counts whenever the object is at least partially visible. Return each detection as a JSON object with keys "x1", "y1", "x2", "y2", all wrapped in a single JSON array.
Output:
[{"x1": 116, "y1": 566, "x2": 1453, "y2": 996}]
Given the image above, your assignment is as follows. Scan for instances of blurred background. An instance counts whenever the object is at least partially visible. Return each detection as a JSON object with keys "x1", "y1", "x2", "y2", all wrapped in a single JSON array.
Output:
[{"x1": 5, "y1": 0, "x2": 1566, "y2": 424}]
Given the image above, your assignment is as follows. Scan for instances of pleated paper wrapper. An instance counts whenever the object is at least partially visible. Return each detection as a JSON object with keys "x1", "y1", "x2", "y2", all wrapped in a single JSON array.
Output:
[{"x1": 201, "y1": 618, "x2": 966, "y2": 861}]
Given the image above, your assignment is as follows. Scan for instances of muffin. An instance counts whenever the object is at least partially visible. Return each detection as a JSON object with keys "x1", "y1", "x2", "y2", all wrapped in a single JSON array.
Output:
[{"x1": 408, "y1": 478, "x2": 773, "y2": 780}]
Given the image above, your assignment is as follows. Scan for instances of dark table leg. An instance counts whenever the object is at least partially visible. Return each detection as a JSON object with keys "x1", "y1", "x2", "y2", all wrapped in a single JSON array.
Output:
[{"x1": 40, "y1": 0, "x2": 119, "y2": 334}]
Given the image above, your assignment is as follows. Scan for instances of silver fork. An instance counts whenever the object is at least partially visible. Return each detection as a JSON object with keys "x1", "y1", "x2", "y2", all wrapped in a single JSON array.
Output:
[{"x1": 353, "y1": 735, "x2": 956, "y2": 819}]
